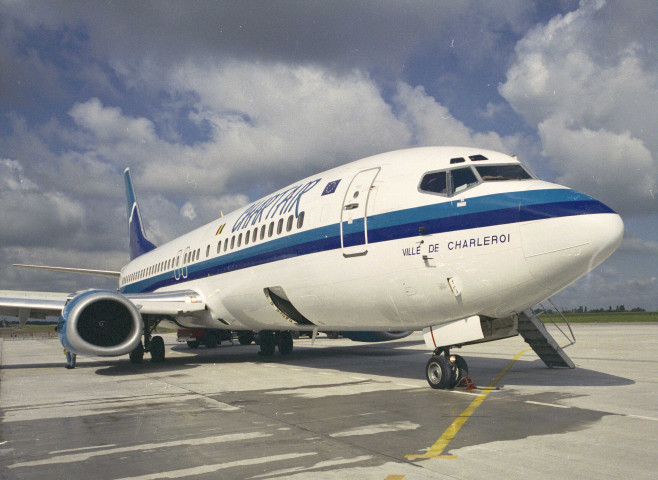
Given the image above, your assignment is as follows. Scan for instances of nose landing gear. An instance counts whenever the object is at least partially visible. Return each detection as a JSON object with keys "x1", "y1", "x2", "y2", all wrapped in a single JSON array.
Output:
[{"x1": 425, "y1": 348, "x2": 469, "y2": 389}]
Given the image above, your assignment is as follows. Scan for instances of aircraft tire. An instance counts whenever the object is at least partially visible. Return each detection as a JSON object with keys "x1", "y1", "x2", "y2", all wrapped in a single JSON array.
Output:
[
  {"x1": 237, "y1": 331, "x2": 254, "y2": 345},
  {"x1": 204, "y1": 334, "x2": 218, "y2": 349},
  {"x1": 129, "y1": 342, "x2": 144, "y2": 364},
  {"x1": 277, "y1": 331, "x2": 293, "y2": 355},
  {"x1": 259, "y1": 331, "x2": 276, "y2": 356},
  {"x1": 426, "y1": 355, "x2": 451, "y2": 389},
  {"x1": 187, "y1": 340, "x2": 200, "y2": 349},
  {"x1": 449, "y1": 355, "x2": 469, "y2": 388},
  {"x1": 150, "y1": 336, "x2": 165, "y2": 362}
]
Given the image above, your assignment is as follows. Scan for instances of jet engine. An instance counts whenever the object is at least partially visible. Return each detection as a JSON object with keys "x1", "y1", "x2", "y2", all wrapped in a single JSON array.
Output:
[
  {"x1": 341, "y1": 331, "x2": 412, "y2": 342},
  {"x1": 57, "y1": 290, "x2": 143, "y2": 356}
]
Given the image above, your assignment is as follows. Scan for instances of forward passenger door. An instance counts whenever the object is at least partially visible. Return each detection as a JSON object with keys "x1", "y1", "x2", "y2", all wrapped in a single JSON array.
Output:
[{"x1": 340, "y1": 168, "x2": 380, "y2": 257}]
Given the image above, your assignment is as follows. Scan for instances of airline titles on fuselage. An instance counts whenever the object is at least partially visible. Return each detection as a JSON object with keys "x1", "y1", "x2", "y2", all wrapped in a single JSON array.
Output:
[{"x1": 231, "y1": 179, "x2": 322, "y2": 233}]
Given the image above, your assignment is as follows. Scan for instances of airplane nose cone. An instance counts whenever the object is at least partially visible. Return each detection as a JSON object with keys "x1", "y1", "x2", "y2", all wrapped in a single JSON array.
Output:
[{"x1": 520, "y1": 208, "x2": 623, "y2": 291}]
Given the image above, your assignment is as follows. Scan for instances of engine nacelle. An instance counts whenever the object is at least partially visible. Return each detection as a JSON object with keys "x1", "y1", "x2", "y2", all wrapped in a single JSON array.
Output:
[
  {"x1": 57, "y1": 290, "x2": 143, "y2": 356},
  {"x1": 341, "y1": 331, "x2": 413, "y2": 342}
]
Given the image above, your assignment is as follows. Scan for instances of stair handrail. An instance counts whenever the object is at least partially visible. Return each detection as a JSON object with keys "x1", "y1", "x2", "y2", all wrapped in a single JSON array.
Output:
[{"x1": 534, "y1": 299, "x2": 576, "y2": 347}]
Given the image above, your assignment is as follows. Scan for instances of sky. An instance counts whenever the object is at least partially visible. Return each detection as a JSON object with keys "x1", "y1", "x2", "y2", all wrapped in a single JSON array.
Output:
[{"x1": 0, "y1": 0, "x2": 656, "y2": 311}]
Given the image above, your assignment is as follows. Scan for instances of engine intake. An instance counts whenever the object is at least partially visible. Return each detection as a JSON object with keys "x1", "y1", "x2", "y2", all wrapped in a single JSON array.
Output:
[{"x1": 58, "y1": 290, "x2": 143, "y2": 356}]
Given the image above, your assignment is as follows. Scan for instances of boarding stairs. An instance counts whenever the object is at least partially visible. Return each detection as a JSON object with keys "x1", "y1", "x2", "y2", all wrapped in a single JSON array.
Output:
[{"x1": 518, "y1": 299, "x2": 576, "y2": 368}]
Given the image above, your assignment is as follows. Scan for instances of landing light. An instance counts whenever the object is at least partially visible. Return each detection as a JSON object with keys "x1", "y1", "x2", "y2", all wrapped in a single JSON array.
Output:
[
  {"x1": 184, "y1": 295, "x2": 198, "y2": 304},
  {"x1": 449, "y1": 355, "x2": 457, "y2": 363}
]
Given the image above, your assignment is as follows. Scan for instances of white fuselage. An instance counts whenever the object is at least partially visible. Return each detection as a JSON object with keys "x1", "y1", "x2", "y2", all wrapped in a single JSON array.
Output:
[{"x1": 117, "y1": 147, "x2": 623, "y2": 332}]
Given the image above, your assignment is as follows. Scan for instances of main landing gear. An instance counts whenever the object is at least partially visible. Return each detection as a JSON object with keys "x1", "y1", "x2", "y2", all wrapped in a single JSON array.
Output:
[
  {"x1": 425, "y1": 348, "x2": 469, "y2": 389},
  {"x1": 129, "y1": 315, "x2": 166, "y2": 364},
  {"x1": 257, "y1": 330, "x2": 294, "y2": 356}
]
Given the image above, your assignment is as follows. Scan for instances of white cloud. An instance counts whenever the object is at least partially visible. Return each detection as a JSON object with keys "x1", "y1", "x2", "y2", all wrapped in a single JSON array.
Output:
[
  {"x1": 619, "y1": 235, "x2": 658, "y2": 256},
  {"x1": 0, "y1": 159, "x2": 85, "y2": 247},
  {"x1": 538, "y1": 116, "x2": 656, "y2": 213},
  {"x1": 69, "y1": 98, "x2": 157, "y2": 144},
  {"x1": 393, "y1": 83, "x2": 511, "y2": 151},
  {"x1": 168, "y1": 62, "x2": 411, "y2": 183},
  {"x1": 179, "y1": 201, "x2": 197, "y2": 221},
  {"x1": 500, "y1": 0, "x2": 658, "y2": 216}
]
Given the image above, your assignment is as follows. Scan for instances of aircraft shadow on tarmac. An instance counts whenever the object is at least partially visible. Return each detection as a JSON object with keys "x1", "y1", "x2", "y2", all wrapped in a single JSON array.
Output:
[{"x1": 87, "y1": 339, "x2": 634, "y2": 389}]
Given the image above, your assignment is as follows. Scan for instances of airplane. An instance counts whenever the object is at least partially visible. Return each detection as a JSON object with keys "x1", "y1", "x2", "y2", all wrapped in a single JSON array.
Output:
[{"x1": 0, "y1": 146, "x2": 623, "y2": 389}]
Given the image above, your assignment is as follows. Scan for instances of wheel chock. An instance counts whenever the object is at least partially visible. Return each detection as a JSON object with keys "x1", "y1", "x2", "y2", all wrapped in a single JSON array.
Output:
[{"x1": 455, "y1": 376, "x2": 476, "y2": 390}]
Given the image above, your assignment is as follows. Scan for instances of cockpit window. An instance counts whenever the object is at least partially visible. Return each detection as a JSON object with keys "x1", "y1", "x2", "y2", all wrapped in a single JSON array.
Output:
[
  {"x1": 419, "y1": 171, "x2": 448, "y2": 195},
  {"x1": 452, "y1": 167, "x2": 478, "y2": 193},
  {"x1": 476, "y1": 165, "x2": 532, "y2": 181},
  {"x1": 419, "y1": 167, "x2": 478, "y2": 196}
]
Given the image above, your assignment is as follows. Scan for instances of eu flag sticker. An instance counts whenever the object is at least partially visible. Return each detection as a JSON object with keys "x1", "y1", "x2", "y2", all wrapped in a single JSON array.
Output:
[{"x1": 322, "y1": 179, "x2": 341, "y2": 196}]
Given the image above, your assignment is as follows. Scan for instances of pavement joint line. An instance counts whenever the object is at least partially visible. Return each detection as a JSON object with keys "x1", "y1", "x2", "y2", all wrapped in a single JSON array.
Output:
[
  {"x1": 405, "y1": 348, "x2": 531, "y2": 460},
  {"x1": 525, "y1": 400, "x2": 570, "y2": 409},
  {"x1": 628, "y1": 414, "x2": 658, "y2": 422}
]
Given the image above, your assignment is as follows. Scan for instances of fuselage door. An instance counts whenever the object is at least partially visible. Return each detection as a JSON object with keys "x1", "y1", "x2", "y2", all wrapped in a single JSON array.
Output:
[
  {"x1": 340, "y1": 167, "x2": 380, "y2": 257},
  {"x1": 182, "y1": 246, "x2": 190, "y2": 279},
  {"x1": 174, "y1": 250, "x2": 182, "y2": 280}
]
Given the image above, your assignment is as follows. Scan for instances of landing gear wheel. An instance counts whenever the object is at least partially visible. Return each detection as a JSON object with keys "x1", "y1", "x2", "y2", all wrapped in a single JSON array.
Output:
[
  {"x1": 426, "y1": 355, "x2": 451, "y2": 389},
  {"x1": 129, "y1": 342, "x2": 144, "y2": 364},
  {"x1": 449, "y1": 354, "x2": 469, "y2": 388},
  {"x1": 150, "y1": 335, "x2": 165, "y2": 363},
  {"x1": 204, "y1": 334, "x2": 218, "y2": 349},
  {"x1": 277, "y1": 331, "x2": 293, "y2": 355},
  {"x1": 237, "y1": 331, "x2": 254, "y2": 345},
  {"x1": 259, "y1": 330, "x2": 276, "y2": 356},
  {"x1": 187, "y1": 339, "x2": 200, "y2": 349}
]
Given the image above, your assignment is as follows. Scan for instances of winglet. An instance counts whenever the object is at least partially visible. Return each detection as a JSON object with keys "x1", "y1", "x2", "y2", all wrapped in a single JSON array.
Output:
[{"x1": 124, "y1": 168, "x2": 156, "y2": 260}]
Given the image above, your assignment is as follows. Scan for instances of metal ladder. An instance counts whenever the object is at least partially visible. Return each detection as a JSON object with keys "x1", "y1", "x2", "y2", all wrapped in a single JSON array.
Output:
[{"x1": 518, "y1": 299, "x2": 576, "y2": 368}]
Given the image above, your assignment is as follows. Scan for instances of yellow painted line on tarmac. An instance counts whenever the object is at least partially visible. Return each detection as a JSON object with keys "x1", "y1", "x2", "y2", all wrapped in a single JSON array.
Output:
[
  {"x1": 384, "y1": 475, "x2": 405, "y2": 480},
  {"x1": 405, "y1": 348, "x2": 531, "y2": 460}
]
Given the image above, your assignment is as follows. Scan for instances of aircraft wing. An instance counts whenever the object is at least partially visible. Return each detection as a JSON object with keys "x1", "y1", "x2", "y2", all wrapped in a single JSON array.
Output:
[
  {"x1": 13, "y1": 264, "x2": 121, "y2": 279},
  {"x1": 0, "y1": 289, "x2": 206, "y2": 326},
  {"x1": 0, "y1": 291, "x2": 68, "y2": 324}
]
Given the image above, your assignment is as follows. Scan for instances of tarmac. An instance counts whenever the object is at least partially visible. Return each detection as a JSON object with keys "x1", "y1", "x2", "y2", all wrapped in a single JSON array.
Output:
[{"x1": 1, "y1": 323, "x2": 656, "y2": 480}]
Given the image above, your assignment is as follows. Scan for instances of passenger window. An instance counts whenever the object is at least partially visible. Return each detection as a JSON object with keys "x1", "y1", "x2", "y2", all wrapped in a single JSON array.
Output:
[
  {"x1": 277, "y1": 218, "x2": 284, "y2": 235},
  {"x1": 253, "y1": 228, "x2": 258, "y2": 243},
  {"x1": 286, "y1": 215, "x2": 293, "y2": 232},
  {"x1": 297, "y1": 211, "x2": 305, "y2": 229},
  {"x1": 420, "y1": 171, "x2": 448, "y2": 195},
  {"x1": 224, "y1": 238, "x2": 228, "y2": 251},
  {"x1": 217, "y1": 241, "x2": 221, "y2": 254},
  {"x1": 237, "y1": 233, "x2": 242, "y2": 247},
  {"x1": 260, "y1": 224, "x2": 266, "y2": 240},
  {"x1": 268, "y1": 222, "x2": 274, "y2": 237},
  {"x1": 230, "y1": 236, "x2": 235, "y2": 249},
  {"x1": 245, "y1": 231, "x2": 250, "y2": 245},
  {"x1": 451, "y1": 167, "x2": 479, "y2": 194},
  {"x1": 206, "y1": 245, "x2": 210, "y2": 257}
]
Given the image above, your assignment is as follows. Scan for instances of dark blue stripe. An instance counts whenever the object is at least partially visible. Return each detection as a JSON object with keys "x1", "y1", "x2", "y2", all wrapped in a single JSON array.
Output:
[{"x1": 120, "y1": 189, "x2": 615, "y2": 294}]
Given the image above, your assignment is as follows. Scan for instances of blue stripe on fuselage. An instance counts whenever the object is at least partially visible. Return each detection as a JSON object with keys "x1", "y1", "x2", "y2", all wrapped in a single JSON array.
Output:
[{"x1": 120, "y1": 188, "x2": 615, "y2": 294}]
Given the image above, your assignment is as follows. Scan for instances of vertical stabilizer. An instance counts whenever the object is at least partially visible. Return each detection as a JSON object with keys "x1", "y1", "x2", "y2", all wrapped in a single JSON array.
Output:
[{"x1": 124, "y1": 168, "x2": 157, "y2": 260}]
